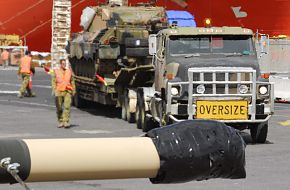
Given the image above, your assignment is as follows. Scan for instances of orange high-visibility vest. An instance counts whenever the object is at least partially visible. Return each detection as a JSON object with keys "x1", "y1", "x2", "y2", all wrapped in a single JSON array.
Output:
[
  {"x1": 20, "y1": 56, "x2": 32, "y2": 74},
  {"x1": 1, "y1": 50, "x2": 9, "y2": 60},
  {"x1": 55, "y1": 68, "x2": 73, "y2": 92}
]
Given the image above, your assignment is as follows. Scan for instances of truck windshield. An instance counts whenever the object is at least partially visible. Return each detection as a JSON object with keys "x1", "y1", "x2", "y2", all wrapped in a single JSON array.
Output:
[{"x1": 168, "y1": 35, "x2": 255, "y2": 56}]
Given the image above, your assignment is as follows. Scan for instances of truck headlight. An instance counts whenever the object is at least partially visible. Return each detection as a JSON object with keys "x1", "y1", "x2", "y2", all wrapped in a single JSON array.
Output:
[
  {"x1": 239, "y1": 85, "x2": 248, "y2": 94},
  {"x1": 197, "y1": 84, "x2": 205, "y2": 94},
  {"x1": 171, "y1": 87, "x2": 179, "y2": 96},
  {"x1": 259, "y1": 86, "x2": 268, "y2": 95},
  {"x1": 135, "y1": 40, "x2": 141, "y2": 46}
]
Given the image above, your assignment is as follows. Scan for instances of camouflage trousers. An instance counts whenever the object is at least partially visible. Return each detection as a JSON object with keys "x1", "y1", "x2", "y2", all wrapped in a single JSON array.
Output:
[
  {"x1": 3, "y1": 60, "x2": 8, "y2": 68},
  {"x1": 19, "y1": 74, "x2": 32, "y2": 96},
  {"x1": 55, "y1": 91, "x2": 72, "y2": 123}
]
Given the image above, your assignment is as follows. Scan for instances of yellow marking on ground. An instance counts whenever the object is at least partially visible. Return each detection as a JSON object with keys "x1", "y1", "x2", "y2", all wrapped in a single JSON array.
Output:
[{"x1": 279, "y1": 120, "x2": 290, "y2": 126}]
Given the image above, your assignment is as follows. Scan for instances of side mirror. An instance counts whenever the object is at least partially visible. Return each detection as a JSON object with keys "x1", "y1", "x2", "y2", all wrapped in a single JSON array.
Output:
[
  {"x1": 259, "y1": 34, "x2": 269, "y2": 54},
  {"x1": 256, "y1": 32, "x2": 269, "y2": 58},
  {"x1": 149, "y1": 34, "x2": 157, "y2": 55}
]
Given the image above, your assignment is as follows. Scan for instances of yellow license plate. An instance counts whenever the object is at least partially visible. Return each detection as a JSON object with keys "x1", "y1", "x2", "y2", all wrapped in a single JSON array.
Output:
[{"x1": 196, "y1": 100, "x2": 248, "y2": 120}]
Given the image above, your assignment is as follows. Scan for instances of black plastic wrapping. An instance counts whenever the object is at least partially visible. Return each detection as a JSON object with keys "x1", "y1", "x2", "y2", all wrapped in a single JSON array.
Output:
[
  {"x1": 0, "y1": 140, "x2": 31, "y2": 184},
  {"x1": 147, "y1": 120, "x2": 246, "y2": 184}
]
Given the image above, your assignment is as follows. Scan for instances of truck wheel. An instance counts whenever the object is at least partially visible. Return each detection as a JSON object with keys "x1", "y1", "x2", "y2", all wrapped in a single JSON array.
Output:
[
  {"x1": 143, "y1": 115, "x2": 159, "y2": 132},
  {"x1": 121, "y1": 100, "x2": 127, "y2": 121},
  {"x1": 124, "y1": 94, "x2": 135, "y2": 123},
  {"x1": 136, "y1": 97, "x2": 145, "y2": 129},
  {"x1": 73, "y1": 92, "x2": 86, "y2": 108},
  {"x1": 250, "y1": 121, "x2": 268, "y2": 143}
]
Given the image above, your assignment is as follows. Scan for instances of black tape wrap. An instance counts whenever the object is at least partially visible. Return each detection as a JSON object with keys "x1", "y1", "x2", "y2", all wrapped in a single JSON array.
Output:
[
  {"x1": 0, "y1": 140, "x2": 31, "y2": 184},
  {"x1": 147, "y1": 120, "x2": 246, "y2": 184}
]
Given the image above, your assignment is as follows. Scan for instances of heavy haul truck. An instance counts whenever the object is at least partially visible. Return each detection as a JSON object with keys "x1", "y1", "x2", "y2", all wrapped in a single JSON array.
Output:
[
  {"x1": 69, "y1": 1, "x2": 168, "y2": 122},
  {"x1": 136, "y1": 26, "x2": 274, "y2": 143},
  {"x1": 69, "y1": 1, "x2": 274, "y2": 143}
]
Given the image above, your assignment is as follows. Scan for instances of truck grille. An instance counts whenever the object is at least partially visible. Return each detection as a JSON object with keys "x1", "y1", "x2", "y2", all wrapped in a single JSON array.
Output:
[
  {"x1": 186, "y1": 67, "x2": 257, "y2": 120},
  {"x1": 191, "y1": 72, "x2": 253, "y2": 95},
  {"x1": 166, "y1": 67, "x2": 273, "y2": 123},
  {"x1": 188, "y1": 67, "x2": 256, "y2": 96}
]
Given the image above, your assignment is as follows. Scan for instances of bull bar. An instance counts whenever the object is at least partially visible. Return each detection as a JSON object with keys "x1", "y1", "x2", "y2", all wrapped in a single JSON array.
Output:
[{"x1": 166, "y1": 67, "x2": 274, "y2": 123}]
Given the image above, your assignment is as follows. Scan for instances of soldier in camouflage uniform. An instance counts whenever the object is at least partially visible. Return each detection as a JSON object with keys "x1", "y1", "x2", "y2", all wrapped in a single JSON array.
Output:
[
  {"x1": 18, "y1": 51, "x2": 35, "y2": 98},
  {"x1": 51, "y1": 59, "x2": 75, "y2": 128},
  {"x1": 1, "y1": 49, "x2": 9, "y2": 69}
]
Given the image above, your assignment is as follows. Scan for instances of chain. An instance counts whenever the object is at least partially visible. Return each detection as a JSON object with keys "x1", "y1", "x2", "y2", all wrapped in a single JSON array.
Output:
[{"x1": 0, "y1": 157, "x2": 33, "y2": 190}]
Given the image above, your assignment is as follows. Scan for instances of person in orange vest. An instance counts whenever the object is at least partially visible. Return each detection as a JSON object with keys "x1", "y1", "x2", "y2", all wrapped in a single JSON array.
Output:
[
  {"x1": 1, "y1": 49, "x2": 9, "y2": 68},
  {"x1": 18, "y1": 51, "x2": 35, "y2": 98},
  {"x1": 51, "y1": 58, "x2": 75, "y2": 128}
]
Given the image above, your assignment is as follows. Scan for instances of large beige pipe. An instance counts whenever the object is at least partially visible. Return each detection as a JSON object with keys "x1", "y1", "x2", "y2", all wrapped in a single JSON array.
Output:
[
  {"x1": 0, "y1": 120, "x2": 246, "y2": 184},
  {"x1": 24, "y1": 137, "x2": 160, "y2": 182}
]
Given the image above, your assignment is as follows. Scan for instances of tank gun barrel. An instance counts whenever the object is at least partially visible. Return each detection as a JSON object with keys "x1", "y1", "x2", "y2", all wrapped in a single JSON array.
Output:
[
  {"x1": 147, "y1": 16, "x2": 165, "y2": 25},
  {"x1": 0, "y1": 120, "x2": 246, "y2": 184},
  {"x1": 107, "y1": 0, "x2": 128, "y2": 6}
]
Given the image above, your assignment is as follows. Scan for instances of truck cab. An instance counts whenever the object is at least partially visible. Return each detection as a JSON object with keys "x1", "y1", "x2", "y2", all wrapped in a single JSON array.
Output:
[{"x1": 139, "y1": 26, "x2": 274, "y2": 143}]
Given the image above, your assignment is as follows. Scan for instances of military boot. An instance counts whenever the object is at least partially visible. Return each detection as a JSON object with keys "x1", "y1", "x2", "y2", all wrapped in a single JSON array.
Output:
[
  {"x1": 63, "y1": 122, "x2": 70, "y2": 128},
  {"x1": 29, "y1": 92, "x2": 36, "y2": 97},
  {"x1": 27, "y1": 90, "x2": 36, "y2": 97},
  {"x1": 58, "y1": 122, "x2": 64, "y2": 128},
  {"x1": 17, "y1": 93, "x2": 24, "y2": 98}
]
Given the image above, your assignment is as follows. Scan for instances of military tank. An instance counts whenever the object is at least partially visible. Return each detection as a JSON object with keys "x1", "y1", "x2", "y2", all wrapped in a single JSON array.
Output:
[{"x1": 69, "y1": 0, "x2": 167, "y2": 122}]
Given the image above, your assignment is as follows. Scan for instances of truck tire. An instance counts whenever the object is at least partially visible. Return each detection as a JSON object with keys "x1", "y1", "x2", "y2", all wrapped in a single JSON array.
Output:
[
  {"x1": 143, "y1": 115, "x2": 159, "y2": 132},
  {"x1": 121, "y1": 100, "x2": 127, "y2": 121},
  {"x1": 250, "y1": 121, "x2": 268, "y2": 143},
  {"x1": 136, "y1": 95, "x2": 145, "y2": 129},
  {"x1": 124, "y1": 94, "x2": 135, "y2": 123},
  {"x1": 73, "y1": 92, "x2": 86, "y2": 108}
]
